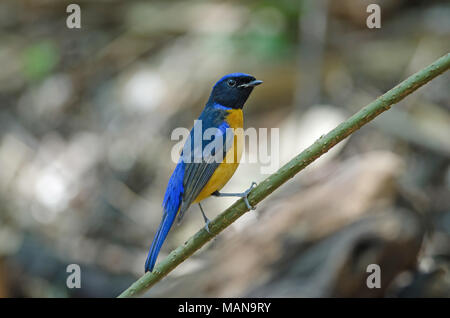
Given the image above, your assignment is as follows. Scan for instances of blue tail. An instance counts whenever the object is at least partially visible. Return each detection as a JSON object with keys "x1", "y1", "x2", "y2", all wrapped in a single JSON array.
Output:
[
  {"x1": 145, "y1": 160, "x2": 185, "y2": 272},
  {"x1": 145, "y1": 211, "x2": 177, "y2": 272}
]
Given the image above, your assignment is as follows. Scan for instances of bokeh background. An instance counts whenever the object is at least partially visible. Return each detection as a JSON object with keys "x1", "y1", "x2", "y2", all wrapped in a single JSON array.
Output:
[{"x1": 0, "y1": 0, "x2": 449, "y2": 297}]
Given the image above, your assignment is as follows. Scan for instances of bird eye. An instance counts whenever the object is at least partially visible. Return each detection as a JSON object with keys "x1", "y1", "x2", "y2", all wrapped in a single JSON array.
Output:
[{"x1": 227, "y1": 79, "x2": 236, "y2": 87}]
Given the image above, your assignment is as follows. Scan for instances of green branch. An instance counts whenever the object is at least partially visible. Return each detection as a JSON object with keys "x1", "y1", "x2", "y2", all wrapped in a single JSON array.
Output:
[{"x1": 118, "y1": 53, "x2": 450, "y2": 298}]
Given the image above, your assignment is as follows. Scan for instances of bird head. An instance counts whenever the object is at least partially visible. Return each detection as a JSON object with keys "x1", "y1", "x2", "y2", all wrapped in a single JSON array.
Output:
[{"x1": 208, "y1": 73, "x2": 263, "y2": 109}]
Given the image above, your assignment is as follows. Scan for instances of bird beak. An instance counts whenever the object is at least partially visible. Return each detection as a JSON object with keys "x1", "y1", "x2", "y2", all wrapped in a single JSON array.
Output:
[{"x1": 238, "y1": 79, "x2": 263, "y2": 88}]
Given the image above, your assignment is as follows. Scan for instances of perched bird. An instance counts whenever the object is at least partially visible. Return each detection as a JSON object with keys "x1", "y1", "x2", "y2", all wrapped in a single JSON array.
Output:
[{"x1": 145, "y1": 73, "x2": 262, "y2": 273}]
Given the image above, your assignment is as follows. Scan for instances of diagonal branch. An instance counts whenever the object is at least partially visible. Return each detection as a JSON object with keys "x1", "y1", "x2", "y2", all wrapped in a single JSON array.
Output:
[{"x1": 118, "y1": 53, "x2": 450, "y2": 298}]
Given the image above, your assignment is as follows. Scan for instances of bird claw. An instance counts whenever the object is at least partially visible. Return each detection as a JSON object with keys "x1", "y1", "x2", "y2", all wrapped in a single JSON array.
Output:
[
  {"x1": 243, "y1": 182, "x2": 257, "y2": 210},
  {"x1": 204, "y1": 219, "x2": 211, "y2": 234}
]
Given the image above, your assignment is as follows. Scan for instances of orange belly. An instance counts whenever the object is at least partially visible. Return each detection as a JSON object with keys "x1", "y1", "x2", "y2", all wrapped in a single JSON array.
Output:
[{"x1": 193, "y1": 109, "x2": 243, "y2": 203}]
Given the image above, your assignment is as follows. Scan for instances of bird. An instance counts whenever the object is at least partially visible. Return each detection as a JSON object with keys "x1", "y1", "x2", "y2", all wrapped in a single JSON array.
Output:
[{"x1": 145, "y1": 72, "x2": 262, "y2": 273}]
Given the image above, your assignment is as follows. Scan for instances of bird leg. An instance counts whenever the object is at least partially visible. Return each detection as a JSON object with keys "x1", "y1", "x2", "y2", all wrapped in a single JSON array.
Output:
[
  {"x1": 212, "y1": 182, "x2": 257, "y2": 210},
  {"x1": 198, "y1": 202, "x2": 211, "y2": 233}
]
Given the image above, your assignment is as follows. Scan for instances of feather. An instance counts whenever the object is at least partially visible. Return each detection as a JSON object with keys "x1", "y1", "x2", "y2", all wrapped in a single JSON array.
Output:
[{"x1": 145, "y1": 160, "x2": 184, "y2": 272}]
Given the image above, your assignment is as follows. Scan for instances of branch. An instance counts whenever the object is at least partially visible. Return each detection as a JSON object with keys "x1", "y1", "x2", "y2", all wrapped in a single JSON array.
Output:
[{"x1": 118, "y1": 53, "x2": 450, "y2": 298}]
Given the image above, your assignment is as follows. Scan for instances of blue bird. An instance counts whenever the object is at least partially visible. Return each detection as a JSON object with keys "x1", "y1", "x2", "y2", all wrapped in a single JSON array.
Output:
[{"x1": 145, "y1": 73, "x2": 262, "y2": 273}]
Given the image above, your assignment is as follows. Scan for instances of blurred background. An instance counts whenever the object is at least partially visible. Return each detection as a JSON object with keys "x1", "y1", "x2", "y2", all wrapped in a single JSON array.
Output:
[{"x1": 0, "y1": 0, "x2": 449, "y2": 297}]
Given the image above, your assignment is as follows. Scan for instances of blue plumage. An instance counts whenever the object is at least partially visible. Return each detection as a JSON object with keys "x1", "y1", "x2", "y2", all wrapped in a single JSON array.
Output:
[
  {"x1": 212, "y1": 102, "x2": 232, "y2": 111},
  {"x1": 144, "y1": 73, "x2": 262, "y2": 273},
  {"x1": 162, "y1": 160, "x2": 185, "y2": 213},
  {"x1": 145, "y1": 160, "x2": 185, "y2": 272},
  {"x1": 212, "y1": 72, "x2": 251, "y2": 89}
]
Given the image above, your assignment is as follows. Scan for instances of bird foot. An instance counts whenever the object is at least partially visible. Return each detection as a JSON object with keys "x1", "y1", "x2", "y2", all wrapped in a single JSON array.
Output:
[
  {"x1": 212, "y1": 182, "x2": 257, "y2": 210},
  {"x1": 204, "y1": 218, "x2": 211, "y2": 234},
  {"x1": 243, "y1": 182, "x2": 257, "y2": 210}
]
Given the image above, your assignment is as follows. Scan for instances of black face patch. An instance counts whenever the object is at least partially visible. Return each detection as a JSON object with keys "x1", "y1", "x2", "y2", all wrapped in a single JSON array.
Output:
[{"x1": 209, "y1": 74, "x2": 258, "y2": 109}]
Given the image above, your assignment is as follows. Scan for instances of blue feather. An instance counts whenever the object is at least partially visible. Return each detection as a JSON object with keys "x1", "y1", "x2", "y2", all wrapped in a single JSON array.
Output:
[
  {"x1": 212, "y1": 102, "x2": 232, "y2": 111},
  {"x1": 213, "y1": 72, "x2": 251, "y2": 89},
  {"x1": 145, "y1": 160, "x2": 185, "y2": 272},
  {"x1": 162, "y1": 160, "x2": 185, "y2": 213}
]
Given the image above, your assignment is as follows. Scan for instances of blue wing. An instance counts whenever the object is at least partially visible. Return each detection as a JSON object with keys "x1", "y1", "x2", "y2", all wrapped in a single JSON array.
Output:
[
  {"x1": 145, "y1": 105, "x2": 232, "y2": 272},
  {"x1": 177, "y1": 121, "x2": 233, "y2": 222}
]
